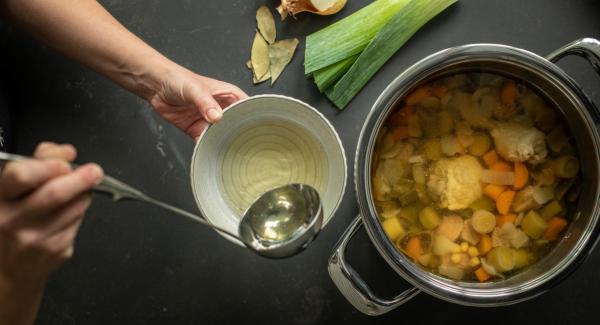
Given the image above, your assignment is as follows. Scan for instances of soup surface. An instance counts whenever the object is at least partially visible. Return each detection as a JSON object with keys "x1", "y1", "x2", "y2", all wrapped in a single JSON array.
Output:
[{"x1": 372, "y1": 73, "x2": 580, "y2": 282}]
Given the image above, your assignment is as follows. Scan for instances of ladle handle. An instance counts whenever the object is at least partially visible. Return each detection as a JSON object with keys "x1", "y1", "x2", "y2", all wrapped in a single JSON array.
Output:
[
  {"x1": 0, "y1": 151, "x2": 150, "y2": 202},
  {"x1": 0, "y1": 152, "x2": 241, "y2": 240},
  {"x1": 134, "y1": 194, "x2": 241, "y2": 241},
  {"x1": 94, "y1": 175, "x2": 242, "y2": 240},
  {"x1": 92, "y1": 174, "x2": 242, "y2": 241},
  {"x1": 328, "y1": 216, "x2": 420, "y2": 316}
]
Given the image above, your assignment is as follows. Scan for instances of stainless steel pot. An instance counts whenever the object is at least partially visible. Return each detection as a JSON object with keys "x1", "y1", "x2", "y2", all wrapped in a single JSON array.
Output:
[{"x1": 328, "y1": 38, "x2": 600, "y2": 315}]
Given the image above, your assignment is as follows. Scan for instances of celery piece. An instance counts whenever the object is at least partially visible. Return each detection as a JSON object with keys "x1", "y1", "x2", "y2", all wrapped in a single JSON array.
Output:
[
  {"x1": 314, "y1": 54, "x2": 359, "y2": 92},
  {"x1": 487, "y1": 247, "x2": 516, "y2": 273},
  {"x1": 540, "y1": 200, "x2": 562, "y2": 219},
  {"x1": 551, "y1": 156, "x2": 579, "y2": 178},
  {"x1": 383, "y1": 217, "x2": 406, "y2": 241},
  {"x1": 326, "y1": 0, "x2": 458, "y2": 109},
  {"x1": 522, "y1": 211, "x2": 548, "y2": 239},
  {"x1": 305, "y1": 0, "x2": 411, "y2": 75},
  {"x1": 419, "y1": 206, "x2": 441, "y2": 230},
  {"x1": 470, "y1": 196, "x2": 495, "y2": 212},
  {"x1": 400, "y1": 202, "x2": 422, "y2": 224}
]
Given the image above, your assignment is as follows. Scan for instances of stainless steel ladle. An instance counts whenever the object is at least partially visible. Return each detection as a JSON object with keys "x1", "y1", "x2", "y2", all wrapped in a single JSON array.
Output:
[{"x1": 0, "y1": 152, "x2": 323, "y2": 258}]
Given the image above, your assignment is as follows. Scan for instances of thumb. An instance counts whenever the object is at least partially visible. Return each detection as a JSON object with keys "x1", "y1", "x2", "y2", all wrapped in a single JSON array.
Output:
[{"x1": 186, "y1": 84, "x2": 223, "y2": 123}]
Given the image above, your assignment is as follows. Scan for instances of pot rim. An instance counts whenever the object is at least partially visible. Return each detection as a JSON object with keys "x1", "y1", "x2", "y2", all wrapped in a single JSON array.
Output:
[{"x1": 355, "y1": 43, "x2": 600, "y2": 306}]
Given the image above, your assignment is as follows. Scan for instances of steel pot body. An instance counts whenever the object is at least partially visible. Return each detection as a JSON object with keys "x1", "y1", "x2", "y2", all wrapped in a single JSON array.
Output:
[{"x1": 328, "y1": 38, "x2": 600, "y2": 315}]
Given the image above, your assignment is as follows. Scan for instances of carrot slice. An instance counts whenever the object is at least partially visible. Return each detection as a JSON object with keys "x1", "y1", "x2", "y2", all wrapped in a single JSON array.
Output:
[
  {"x1": 484, "y1": 184, "x2": 506, "y2": 201},
  {"x1": 491, "y1": 160, "x2": 512, "y2": 172},
  {"x1": 432, "y1": 84, "x2": 447, "y2": 99},
  {"x1": 475, "y1": 267, "x2": 491, "y2": 282},
  {"x1": 405, "y1": 86, "x2": 432, "y2": 106},
  {"x1": 392, "y1": 126, "x2": 410, "y2": 141},
  {"x1": 406, "y1": 236, "x2": 424, "y2": 260},
  {"x1": 482, "y1": 150, "x2": 499, "y2": 167},
  {"x1": 543, "y1": 217, "x2": 568, "y2": 240},
  {"x1": 478, "y1": 234, "x2": 492, "y2": 255},
  {"x1": 513, "y1": 162, "x2": 529, "y2": 189},
  {"x1": 496, "y1": 214, "x2": 517, "y2": 227},
  {"x1": 500, "y1": 81, "x2": 518, "y2": 107},
  {"x1": 496, "y1": 191, "x2": 516, "y2": 215}
]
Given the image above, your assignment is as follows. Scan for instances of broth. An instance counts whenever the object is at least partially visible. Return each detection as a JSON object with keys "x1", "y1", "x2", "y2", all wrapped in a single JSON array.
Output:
[
  {"x1": 220, "y1": 120, "x2": 329, "y2": 216},
  {"x1": 372, "y1": 73, "x2": 581, "y2": 282}
]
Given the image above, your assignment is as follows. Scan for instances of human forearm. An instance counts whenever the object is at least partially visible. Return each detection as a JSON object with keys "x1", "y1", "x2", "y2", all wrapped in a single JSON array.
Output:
[
  {"x1": 0, "y1": 276, "x2": 45, "y2": 325},
  {"x1": 1, "y1": 0, "x2": 247, "y2": 140},
  {"x1": 1, "y1": 0, "x2": 173, "y2": 99}
]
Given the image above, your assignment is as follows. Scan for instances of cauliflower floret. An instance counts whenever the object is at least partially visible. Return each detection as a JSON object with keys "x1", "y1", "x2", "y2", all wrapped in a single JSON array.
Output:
[
  {"x1": 427, "y1": 156, "x2": 484, "y2": 210},
  {"x1": 461, "y1": 219, "x2": 481, "y2": 245},
  {"x1": 492, "y1": 223, "x2": 530, "y2": 249},
  {"x1": 435, "y1": 215, "x2": 464, "y2": 241},
  {"x1": 457, "y1": 93, "x2": 495, "y2": 129},
  {"x1": 512, "y1": 186, "x2": 541, "y2": 213},
  {"x1": 491, "y1": 123, "x2": 547, "y2": 163}
]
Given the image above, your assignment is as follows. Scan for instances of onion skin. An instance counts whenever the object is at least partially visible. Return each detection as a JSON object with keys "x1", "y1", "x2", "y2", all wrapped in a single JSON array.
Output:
[{"x1": 277, "y1": 0, "x2": 347, "y2": 20}]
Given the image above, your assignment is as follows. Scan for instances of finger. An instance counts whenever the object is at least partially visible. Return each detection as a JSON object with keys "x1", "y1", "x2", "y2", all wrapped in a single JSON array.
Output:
[
  {"x1": 43, "y1": 218, "x2": 83, "y2": 265},
  {"x1": 185, "y1": 84, "x2": 223, "y2": 124},
  {"x1": 35, "y1": 195, "x2": 91, "y2": 239},
  {"x1": 34, "y1": 141, "x2": 57, "y2": 153},
  {"x1": 34, "y1": 142, "x2": 77, "y2": 162},
  {"x1": 213, "y1": 84, "x2": 248, "y2": 100},
  {"x1": 62, "y1": 246, "x2": 74, "y2": 259},
  {"x1": 8, "y1": 195, "x2": 88, "y2": 249},
  {"x1": 212, "y1": 91, "x2": 236, "y2": 99},
  {"x1": 184, "y1": 120, "x2": 210, "y2": 142},
  {"x1": 0, "y1": 159, "x2": 71, "y2": 200},
  {"x1": 215, "y1": 95, "x2": 239, "y2": 110},
  {"x1": 21, "y1": 163, "x2": 103, "y2": 217}
]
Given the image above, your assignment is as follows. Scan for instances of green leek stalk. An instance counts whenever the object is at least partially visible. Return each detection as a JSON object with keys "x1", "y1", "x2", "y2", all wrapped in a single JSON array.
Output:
[
  {"x1": 304, "y1": 0, "x2": 410, "y2": 75},
  {"x1": 326, "y1": 0, "x2": 458, "y2": 109},
  {"x1": 313, "y1": 54, "x2": 359, "y2": 92}
]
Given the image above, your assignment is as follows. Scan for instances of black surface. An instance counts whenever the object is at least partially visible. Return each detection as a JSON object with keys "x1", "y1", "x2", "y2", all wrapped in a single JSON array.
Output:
[{"x1": 1, "y1": 0, "x2": 600, "y2": 324}]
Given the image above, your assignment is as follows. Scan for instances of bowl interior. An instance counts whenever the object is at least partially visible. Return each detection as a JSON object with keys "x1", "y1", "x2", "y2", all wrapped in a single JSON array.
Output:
[{"x1": 191, "y1": 95, "x2": 347, "y2": 245}]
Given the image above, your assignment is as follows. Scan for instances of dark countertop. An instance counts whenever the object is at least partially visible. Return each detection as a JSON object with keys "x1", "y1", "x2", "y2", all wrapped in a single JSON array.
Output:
[{"x1": 1, "y1": 0, "x2": 600, "y2": 324}]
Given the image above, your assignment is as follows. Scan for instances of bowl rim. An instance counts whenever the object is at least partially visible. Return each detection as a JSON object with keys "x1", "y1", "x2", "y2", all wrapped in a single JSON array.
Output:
[{"x1": 190, "y1": 94, "x2": 348, "y2": 245}]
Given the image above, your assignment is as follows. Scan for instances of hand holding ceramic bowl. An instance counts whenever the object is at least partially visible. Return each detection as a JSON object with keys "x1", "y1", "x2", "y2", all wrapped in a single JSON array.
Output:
[{"x1": 191, "y1": 95, "x2": 347, "y2": 247}]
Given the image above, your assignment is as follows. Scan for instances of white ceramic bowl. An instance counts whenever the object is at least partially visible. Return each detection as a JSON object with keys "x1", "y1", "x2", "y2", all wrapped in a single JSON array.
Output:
[{"x1": 191, "y1": 95, "x2": 347, "y2": 245}]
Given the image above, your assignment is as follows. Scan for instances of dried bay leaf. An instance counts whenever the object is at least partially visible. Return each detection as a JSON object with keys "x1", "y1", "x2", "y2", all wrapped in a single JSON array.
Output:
[
  {"x1": 256, "y1": 5, "x2": 276, "y2": 44},
  {"x1": 253, "y1": 69, "x2": 271, "y2": 84},
  {"x1": 246, "y1": 59, "x2": 253, "y2": 69},
  {"x1": 269, "y1": 38, "x2": 299, "y2": 85},
  {"x1": 250, "y1": 31, "x2": 270, "y2": 80}
]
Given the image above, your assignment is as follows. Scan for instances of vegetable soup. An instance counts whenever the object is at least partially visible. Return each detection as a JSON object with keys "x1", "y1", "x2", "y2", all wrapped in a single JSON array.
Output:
[{"x1": 372, "y1": 73, "x2": 580, "y2": 282}]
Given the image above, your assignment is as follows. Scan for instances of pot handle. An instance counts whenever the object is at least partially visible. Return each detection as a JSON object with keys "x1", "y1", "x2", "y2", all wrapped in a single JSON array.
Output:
[
  {"x1": 546, "y1": 38, "x2": 600, "y2": 73},
  {"x1": 327, "y1": 216, "x2": 420, "y2": 316},
  {"x1": 546, "y1": 38, "x2": 600, "y2": 120}
]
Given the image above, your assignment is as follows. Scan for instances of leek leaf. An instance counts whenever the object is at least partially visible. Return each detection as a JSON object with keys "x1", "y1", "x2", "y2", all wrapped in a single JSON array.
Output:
[
  {"x1": 304, "y1": 0, "x2": 410, "y2": 75},
  {"x1": 313, "y1": 54, "x2": 359, "y2": 92},
  {"x1": 326, "y1": 0, "x2": 458, "y2": 109}
]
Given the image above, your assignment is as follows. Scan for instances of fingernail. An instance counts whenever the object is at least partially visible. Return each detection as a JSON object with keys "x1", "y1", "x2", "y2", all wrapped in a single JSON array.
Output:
[
  {"x1": 207, "y1": 108, "x2": 222, "y2": 123},
  {"x1": 87, "y1": 164, "x2": 104, "y2": 183}
]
